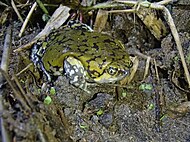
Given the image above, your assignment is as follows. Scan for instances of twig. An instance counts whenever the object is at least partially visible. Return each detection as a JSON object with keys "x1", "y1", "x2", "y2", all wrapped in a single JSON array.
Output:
[
  {"x1": 157, "y1": 0, "x2": 173, "y2": 5},
  {"x1": 0, "y1": 1, "x2": 8, "y2": 7},
  {"x1": 0, "y1": 28, "x2": 11, "y2": 73},
  {"x1": 143, "y1": 56, "x2": 151, "y2": 80},
  {"x1": 85, "y1": 1, "x2": 126, "y2": 10},
  {"x1": 19, "y1": 2, "x2": 37, "y2": 37},
  {"x1": 0, "y1": 24, "x2": 12, "y2": 142},
  {"x1": 16, "y1": 1, "x2": 30, "y2": 8},
  {"x1": 114, "y1": 0, "x2": 173, "y2": 6},
  {"x1": 11, "y1": 0, "x2": 24, "y2": 23},
  {"x1": 14, "y1": 63, "x2": 33, "y2": 77},
  {"x1": 12, "y1": 74, "x2": 33, "y2": 108},
  {"x1": 162, "y1": 7, "x2": 190, "y2": 88},
  {"x1": 36, "y1": 128, "x2": 46, "y2": 142},
  {"x1": 36, "y1": 0, "x2": 49, "y2": 14},
  {"x1": 154, "y1": 59, "x2": 160, "y2": 83},
  {"x1": 0, "y1": 69, "x2": 31, "y2": 111},
  {"x1": 108, "y1": 9, "x2": 135, "y2": 13}
]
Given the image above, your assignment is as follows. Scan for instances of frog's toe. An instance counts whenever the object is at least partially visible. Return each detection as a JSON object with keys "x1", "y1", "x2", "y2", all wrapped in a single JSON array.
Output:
[{"x1": 79, "y1": 82, "x2": 91, "y2": 94}]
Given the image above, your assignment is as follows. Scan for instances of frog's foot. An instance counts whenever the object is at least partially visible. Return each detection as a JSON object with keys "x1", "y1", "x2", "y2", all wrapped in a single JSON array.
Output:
[{"x1": 64, "y1": 56, "x2": 91, "y2": 93}]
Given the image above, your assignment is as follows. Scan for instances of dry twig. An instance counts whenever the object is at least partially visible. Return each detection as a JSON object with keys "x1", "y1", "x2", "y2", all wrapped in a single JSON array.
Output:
[
  {"x1": 19, "y1": 2, "x2": 37, "y2": 37},
  {"x1": 11, "y1": 0, "x2": 24, "y2": 23},
  {"x1": 0, "y1": 24, "x2": 12, "y2": 142}
]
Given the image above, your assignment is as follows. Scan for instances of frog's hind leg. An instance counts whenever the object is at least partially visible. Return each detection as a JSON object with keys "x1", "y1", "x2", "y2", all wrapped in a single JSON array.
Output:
[{"x1": 64, "y1": 56, "x2": 91, "y2": 93}]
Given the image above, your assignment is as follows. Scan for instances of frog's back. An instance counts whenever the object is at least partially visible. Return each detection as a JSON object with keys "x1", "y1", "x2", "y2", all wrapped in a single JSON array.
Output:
[{"x1": 42, "y1": 28, "x2": 130, "y2": 70}]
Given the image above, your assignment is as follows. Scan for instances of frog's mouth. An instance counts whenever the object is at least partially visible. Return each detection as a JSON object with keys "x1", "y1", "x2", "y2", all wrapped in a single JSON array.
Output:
[{"x1": 94, "y1": 69, "x2": 129, "y2": 84}]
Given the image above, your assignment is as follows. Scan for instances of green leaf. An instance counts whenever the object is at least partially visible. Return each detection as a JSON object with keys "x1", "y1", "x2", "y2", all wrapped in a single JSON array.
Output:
[
  {"x1": 50, "y1": 87, "x2": 56, "y2": 95},
  {"x1": 139, "y1": 83, "x2": 153, "y2": 91},
  {"x1": 79, "y1": 124, "x2": 88, "y2": 129},
  {"x1": 44, "y1": 96, "x2": 52, "y2": 105},
  {"x1": 97, "y1": 109, "x2": 104, "y2": 116},
  {"x1": 148, "y1": 103, "x2": 154, "y2": 110}
]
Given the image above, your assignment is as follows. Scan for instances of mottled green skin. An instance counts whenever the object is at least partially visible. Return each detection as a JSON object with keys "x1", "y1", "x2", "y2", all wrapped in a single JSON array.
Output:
[{"x1": 39, "y1": 27, "x2": 132, "y2": 83}]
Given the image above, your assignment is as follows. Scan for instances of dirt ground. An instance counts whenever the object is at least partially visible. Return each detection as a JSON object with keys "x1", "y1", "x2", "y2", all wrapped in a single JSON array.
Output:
[{"x1": 0, "y1": 1, "x2": 190, "y2": 142}]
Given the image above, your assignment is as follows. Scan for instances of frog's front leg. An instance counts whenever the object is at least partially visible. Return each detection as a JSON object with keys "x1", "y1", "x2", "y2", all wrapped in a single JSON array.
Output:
[{"x1": 64, "y1": 56, "x2": 91, "y2": 93}]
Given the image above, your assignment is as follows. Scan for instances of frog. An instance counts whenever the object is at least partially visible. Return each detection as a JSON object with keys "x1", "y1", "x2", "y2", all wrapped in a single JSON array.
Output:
[{"x1": 31, "y1": 20, "x2": 133, "y2": 93}]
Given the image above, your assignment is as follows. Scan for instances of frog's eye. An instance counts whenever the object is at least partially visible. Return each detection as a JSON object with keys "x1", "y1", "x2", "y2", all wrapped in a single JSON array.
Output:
[{"x1": 107, "y1": 67, "x2": 118, "y2": 75}]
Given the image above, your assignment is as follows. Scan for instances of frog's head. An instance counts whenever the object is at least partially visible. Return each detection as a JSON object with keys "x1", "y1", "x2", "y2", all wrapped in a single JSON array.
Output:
[{"x1": 94, "y1": 60, "x2": 133, "y2": 83}]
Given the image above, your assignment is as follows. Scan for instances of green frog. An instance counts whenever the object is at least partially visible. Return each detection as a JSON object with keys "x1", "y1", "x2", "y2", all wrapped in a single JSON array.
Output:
[{"x1": 31, "y1": 20, "x2": 133, "y2": 93}]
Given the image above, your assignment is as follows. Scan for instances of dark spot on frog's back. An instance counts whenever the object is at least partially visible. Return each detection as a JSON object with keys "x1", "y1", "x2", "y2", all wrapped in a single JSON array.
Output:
[
  {"x1": 86, "y1": 55, "x2": 102, "y2": 63},
  {"x1": 92, "y1": 36, "x2": 99, "y2": 38},
  {"x1": 77, "y1": 46, "x2": 88, "y2": 53},
  {"x1": 92, "y1": 43, "x2": 99, "y2": 51},
  {"x1": 104, "y1": 38, "x2": 115, "y2": 43},
  {"x1": 84, "y1": 48, "x2": 89, "y2": 52},
  {"x1": 58, "y1": 38, "x2": 73, "y2": 44},
  {"x1": 102, "y1": 59, "x2": 106, "y2": 63},
  {"x1": 82, "y1": 39, "x2": 88, "y2": 42},
  {"x1": 87, "y1": 68, "x2": 101, "y2": 78},
  {"x1": 77, "y1": 53, "x2": 84, "y2": 58}
]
